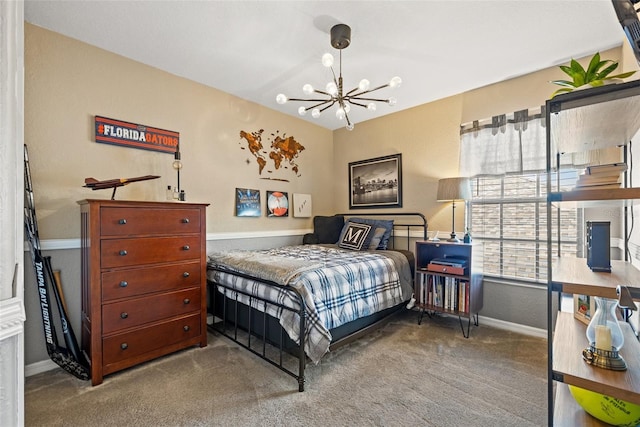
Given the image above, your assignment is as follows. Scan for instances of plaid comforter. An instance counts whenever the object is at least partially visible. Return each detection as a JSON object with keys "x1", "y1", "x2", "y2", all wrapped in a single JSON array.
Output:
[{"x1": 207, "y1": 244, "x2": 412, "y2": 363}]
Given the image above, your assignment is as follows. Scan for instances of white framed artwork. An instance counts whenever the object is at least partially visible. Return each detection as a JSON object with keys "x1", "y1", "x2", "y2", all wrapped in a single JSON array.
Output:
[{"x1": 293, "y1": 193, "x2": 312, "y2": 217}]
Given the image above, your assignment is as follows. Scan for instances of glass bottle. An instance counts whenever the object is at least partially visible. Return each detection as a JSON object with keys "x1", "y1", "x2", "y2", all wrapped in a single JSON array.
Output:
[{"x1": 166, "y1": 185, "x2": 173, "y2": 201}]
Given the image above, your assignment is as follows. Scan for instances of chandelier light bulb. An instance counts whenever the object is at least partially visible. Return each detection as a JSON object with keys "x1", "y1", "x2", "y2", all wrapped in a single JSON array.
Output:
[
  {"x1": 321, "y1": 53, "x2": 334, "y2": 68},
  {"x1": 389, "y1": 76, "x2": 402, "y2": 89},
  {"x1": 388, "y1": 97, "x2": 397, "y2": 106},
  {"x1": 326, "y1": 82, "x2": 338, "y2": 96},
  {"x1": 276, "y1": 93, "x2": 288, "y2": 104},
  {"x1": 302, "y1": 84, "x2": 314, "y2": 95},
  {"x1": 298, "y1": 106, "x2": 307, "y2": 116},
  {"x1": 346, "y1": 123, "x2": 355, "y2": 131},
  {"x1": 367, "y1": 102, "x2": 377, "y2": 111},
  {"x1": 311, "y1": 108, "x2": 321, "y2": 118},
  {"x1": 358, "y1": 79, "x2": 370, "y2": 91},
  {"x1": 336, "y1": 107, "x2": 345, "y2": 120}
]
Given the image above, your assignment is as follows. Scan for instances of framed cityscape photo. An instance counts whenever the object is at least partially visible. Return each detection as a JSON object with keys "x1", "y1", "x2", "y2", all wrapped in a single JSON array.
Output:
[{"x1": 349, "y1": 153, "x2": 402, "y2": 209}]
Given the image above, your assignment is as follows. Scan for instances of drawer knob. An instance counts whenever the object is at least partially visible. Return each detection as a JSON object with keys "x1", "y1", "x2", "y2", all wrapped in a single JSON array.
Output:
[
  {"x1": 183, "y1": 325, "x2": 190, "y2": 332},
  {"x1": 121, "y1": 343, "x2": 128, "y2": 350},
  {"x1": 119, "y1": 281, "x2": 128, "y2": 288},
  {"x1": 182, "y1": 272, "x2": 190, "y2": 278},
  {"x1": 120, "y1": 312, "x2": 128, "y2": 319},
  {"x1": 119, "y1": 250, "x2": 128, "y2": 256},
  {"x1": 119, "y1": 219, "x2": 127, "y2": 225},
  {"x1": 182, "y1": 218, "x2": 190, "y2": 224},
  {"x1": 183, "y1": 298, "x2": 190, "y2": 305},
  {"x1": 183, "y1": 245, "x2": 190, "y2": 251}
]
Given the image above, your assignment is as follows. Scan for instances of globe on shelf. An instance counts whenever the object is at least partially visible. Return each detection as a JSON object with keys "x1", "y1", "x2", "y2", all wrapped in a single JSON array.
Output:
[{"x1": 568, "y1": 385, "x2": 640, "y2": 427}]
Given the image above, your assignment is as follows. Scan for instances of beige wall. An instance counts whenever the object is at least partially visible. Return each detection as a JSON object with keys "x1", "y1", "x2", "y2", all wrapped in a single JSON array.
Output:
[
  {"x1": 333, "y1": 95, "x2": 463, "y2": 235},
  {"x1": 25, "y1": 24, "x2": 333, "y2": 240}
]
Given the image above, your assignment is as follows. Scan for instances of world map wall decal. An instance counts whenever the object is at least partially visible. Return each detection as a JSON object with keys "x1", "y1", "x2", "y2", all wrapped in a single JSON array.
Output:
[{"x1": 238, "y1": 129, "x2": 305, "y2": 182}]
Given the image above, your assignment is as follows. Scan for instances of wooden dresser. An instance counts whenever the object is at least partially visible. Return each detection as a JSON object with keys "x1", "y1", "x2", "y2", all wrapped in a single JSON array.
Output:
[{"x1": 78, "y1": 199, "x2": 208, "y2": 385}]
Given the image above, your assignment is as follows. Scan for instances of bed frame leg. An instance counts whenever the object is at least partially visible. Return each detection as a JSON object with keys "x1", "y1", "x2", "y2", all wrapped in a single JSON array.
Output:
[{"x1": 297, "y1": 308, "x2": 306, "y2": 392}]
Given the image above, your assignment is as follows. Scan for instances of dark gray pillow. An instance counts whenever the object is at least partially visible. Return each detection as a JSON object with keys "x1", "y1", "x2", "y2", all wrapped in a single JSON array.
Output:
[{"x1": 313, "y1": 215, "x2": 345, "y2": 244}]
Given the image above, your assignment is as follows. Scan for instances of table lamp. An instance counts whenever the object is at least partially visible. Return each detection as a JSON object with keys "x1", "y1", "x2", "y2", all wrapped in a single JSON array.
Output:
[{"x1": 437, "y1": 177, "x2": 471, "y2": 242}]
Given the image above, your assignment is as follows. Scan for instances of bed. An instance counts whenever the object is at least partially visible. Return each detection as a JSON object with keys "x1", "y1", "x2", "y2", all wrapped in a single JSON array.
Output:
[{"x1": 206, "y1": 213, "x2": 427, "y2": 391}]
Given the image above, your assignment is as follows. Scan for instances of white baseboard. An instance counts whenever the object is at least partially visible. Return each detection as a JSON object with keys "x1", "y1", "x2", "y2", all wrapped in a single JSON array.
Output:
[
  {"x1": 432, "y1": 310, "x2": 547, "y2": 339},
  {"x1": 481, "y1": 315, "x2": 547, "y2": 339},
  {"x1": 25, "y1": 359, "x2": 58, "y2": 377}
]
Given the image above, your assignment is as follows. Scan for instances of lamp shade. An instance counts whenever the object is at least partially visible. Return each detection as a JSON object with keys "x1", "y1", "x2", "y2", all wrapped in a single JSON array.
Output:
[{"x1": 437, "y1": 177, "x2": 471, "y2": 202}]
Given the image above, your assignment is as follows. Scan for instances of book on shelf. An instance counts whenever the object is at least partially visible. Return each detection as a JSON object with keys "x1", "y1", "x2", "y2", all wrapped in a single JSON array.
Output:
[
  {"x1": 584, "y1": 162, "x2": 627, "y2": 176},
  {"x1": 429, "y1": 256, "x2": 468, "y2": 267},
  {"x1": 575, "y1": 173, "x2": 621, "y2": 186},
  {"x1": 427, "y1": 263, "x2": 466, "y2": 275},
  {"x1": 574, "y1": 163, "x2": 625, "y2": 190},
  {"x1": 574, "y1": 182, "x2": 622, "y2": 190},
  {"x1": 421, "y1": 274, "x2": 469, "y2": 312}
]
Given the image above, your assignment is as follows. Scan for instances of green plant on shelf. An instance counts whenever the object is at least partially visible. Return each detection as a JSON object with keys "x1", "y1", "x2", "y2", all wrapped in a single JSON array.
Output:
[{"x1": 550, "y1": 52, "x2": 636, "y2": 98}]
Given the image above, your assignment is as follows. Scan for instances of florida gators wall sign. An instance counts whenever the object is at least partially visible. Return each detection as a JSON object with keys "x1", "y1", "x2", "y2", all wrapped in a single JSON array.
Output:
[{"x1": 95, "y1": 116, "x2": 179, "y2": 154}]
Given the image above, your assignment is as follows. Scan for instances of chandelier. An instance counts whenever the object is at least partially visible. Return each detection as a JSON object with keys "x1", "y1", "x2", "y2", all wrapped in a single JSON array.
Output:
[{"x1": 276, "y1": 24, "x2": 401, "y2": 131}]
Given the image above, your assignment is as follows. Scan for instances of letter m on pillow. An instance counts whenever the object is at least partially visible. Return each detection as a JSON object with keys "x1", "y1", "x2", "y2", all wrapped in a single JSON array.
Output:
[{"x1": 338, "y1": 222, "x2": 373, "y2": 251}]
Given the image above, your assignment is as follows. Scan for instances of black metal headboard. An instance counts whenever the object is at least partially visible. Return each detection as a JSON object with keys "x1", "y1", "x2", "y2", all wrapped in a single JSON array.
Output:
[{"x1": 338, "y1": 212, "x2": 427, "y2": 251}]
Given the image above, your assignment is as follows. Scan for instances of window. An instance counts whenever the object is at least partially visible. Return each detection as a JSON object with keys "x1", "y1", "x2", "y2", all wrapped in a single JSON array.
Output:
[{"x1": 468, "y1": 170, "x2": 581, "y2": 283}]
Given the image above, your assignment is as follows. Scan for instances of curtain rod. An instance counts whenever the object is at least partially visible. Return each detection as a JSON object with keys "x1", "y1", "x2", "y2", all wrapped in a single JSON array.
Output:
[{"x1": 460, "y1": 105, "x2": 546, "y2": 135}]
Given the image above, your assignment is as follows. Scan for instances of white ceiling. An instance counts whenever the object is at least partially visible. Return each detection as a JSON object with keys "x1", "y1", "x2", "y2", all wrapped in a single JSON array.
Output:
[{"x1": 24, "y1": 1, "x2": 626, "y2": 130}]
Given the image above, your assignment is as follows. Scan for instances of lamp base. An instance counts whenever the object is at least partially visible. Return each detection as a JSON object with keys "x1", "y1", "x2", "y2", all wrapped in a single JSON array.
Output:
[
  {"x1": 447, "y1": 232, "x2": 460, "y2": 243},
  {"x1": 582, "y1": 344, "x2": 627, "y2": 371}
]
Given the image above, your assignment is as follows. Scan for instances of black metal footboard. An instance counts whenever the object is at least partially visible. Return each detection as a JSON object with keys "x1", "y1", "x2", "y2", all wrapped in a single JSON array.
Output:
[{"x1": 207, "y1": 269, "x2": 308, "y2": 392}]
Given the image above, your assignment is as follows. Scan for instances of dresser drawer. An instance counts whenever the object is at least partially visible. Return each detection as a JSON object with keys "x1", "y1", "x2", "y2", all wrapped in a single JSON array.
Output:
[
  {"x1": 102, "y1": 287, "x2": 201, "y2": 334},
  {"x1": 101, "y1": 236, "x2": 201, "y2": 268},
  {"x1": 100, "y1": 207, "x2": 201, "y2": 236},
  {"x1": 102, "y1": 313, "x2": 201, "y2": 366},
  {"x1": 102, "y1": 261, "x2": 201, "y2": 302}
]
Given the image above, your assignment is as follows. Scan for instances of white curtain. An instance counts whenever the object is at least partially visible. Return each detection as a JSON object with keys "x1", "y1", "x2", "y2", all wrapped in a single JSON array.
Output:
[
  {"x1": 459, "y1": 107, "x2": 617, "y2": 176},
  {"x1": 459, "y1": 108, "x2": 547, "y2": 176}
]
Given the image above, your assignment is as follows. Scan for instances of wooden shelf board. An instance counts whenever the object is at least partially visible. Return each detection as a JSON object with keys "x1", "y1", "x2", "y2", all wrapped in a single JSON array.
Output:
[
  {"x1": 549, "y1": 187, "x2": 640, "y2": 203},
  {"x1": 551, "y1": 258, "x2": 640, "y2": 300},
  {"x1": 552, "y1": 312, "x2": 640, "y2": 405}
]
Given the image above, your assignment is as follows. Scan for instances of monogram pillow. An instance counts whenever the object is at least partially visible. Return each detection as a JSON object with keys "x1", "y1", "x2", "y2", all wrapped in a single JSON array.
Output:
[
  {"x1": 349, "y1": 218, "x2": 394, "y2": 249},
  {"x1": 337, "y1": 222, "x2": 373, "y2": 251}
]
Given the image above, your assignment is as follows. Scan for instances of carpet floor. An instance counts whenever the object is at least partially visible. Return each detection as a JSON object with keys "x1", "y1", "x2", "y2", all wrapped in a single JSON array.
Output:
[{"x1": 25, "y1": 310, "x2": 548, "y2": 426}]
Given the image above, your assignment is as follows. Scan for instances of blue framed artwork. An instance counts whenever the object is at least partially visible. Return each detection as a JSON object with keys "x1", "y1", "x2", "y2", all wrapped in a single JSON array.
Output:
[{"x1": 235, "y1": 188, "x2": 261, "y2": 217}]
